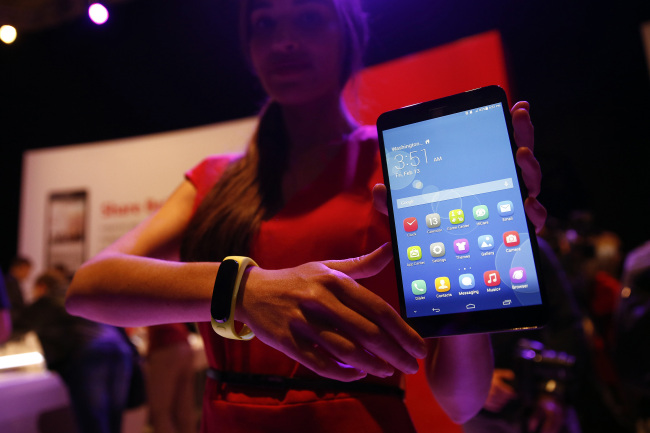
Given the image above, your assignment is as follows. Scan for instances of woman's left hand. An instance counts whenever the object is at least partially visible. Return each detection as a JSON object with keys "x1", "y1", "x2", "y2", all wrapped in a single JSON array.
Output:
[{"x1": 373, "y1": 101, "x2": 547, "y2": 232}]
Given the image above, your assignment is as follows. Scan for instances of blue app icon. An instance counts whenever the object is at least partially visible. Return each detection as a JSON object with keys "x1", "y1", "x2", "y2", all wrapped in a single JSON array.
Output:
[
  {"x1": 497, "y1": 200, "x2": 514, "y2": 216},
  {"x1": 478, "y1": 234, "x2": 495, "y2": 251},
  {"x1": 459, "y1": 273, "x2": 475, "y2": 289}
]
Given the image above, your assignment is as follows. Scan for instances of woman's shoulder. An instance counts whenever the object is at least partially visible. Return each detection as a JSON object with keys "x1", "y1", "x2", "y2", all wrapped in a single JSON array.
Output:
[
  {"x1": 349, "y1": 124, "x2": 378, "y2": 144},
  {"x1": 185, "y1": 152, "x2": 243, "y2": 189}
]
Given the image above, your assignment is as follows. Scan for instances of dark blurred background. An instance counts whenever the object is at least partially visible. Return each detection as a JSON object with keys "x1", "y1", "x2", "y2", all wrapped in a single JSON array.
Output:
[{"x1": 1, "y1": 0, "x2": 649, "y2": 270}]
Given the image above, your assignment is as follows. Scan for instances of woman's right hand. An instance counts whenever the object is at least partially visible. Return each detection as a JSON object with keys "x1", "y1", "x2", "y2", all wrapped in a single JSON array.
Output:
[{"x1": 235, "y1": 242, "x2": 428, "y2": 382}]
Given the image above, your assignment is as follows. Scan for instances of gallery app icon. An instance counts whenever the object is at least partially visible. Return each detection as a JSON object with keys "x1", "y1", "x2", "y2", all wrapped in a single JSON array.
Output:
[
  {"x1": 459, "y1": 274, "x2": 475, "y2": 289},
  {"x1": 510, "y1": 267, "x2": 527, "y2": 284},
  {"x1": 449, "y1": 209, "x2": 465, "y2": 224},
  {"x1": 503, "y1": 231, "x2": 520, "y2": 247},
  {"x1": 411, "y1": 280, "x2": 427, "y2": 295},
  {"x1": 484, "y1": 270, "x2": 501, "y2": 287},
  {"x1": 430, "y1": 242, "x2": 446, "y2": 258},
  {"x1": 435, "y1": 277, "x2": 451, "y2": 292},
  {"x1": 473, "y1": 205, "x2": 489, "y2": 221},
  {"x1": 478, "y1": 235, "x2": 495, "y2": 250},
  {"x1": 425, "y1": 213, "x2": 441, "y2": 228},
  {"x1": 497, "y1": 200, "x2": 514, "y2": 216},
  {"x1": 403, "y1": 217, "x2": 418, "y2": 232},
  {"x1": 407, "y1": 246, "x2": 422, "y2": 261},
  {"x1": 453, "y1": 238, "x2": 469, "y2": 254}
]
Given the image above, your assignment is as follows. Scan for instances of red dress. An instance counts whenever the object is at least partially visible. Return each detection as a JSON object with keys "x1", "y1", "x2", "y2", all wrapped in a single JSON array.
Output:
[{"x1": 186, "y1": 126, "x2": 417, "y2": 433}]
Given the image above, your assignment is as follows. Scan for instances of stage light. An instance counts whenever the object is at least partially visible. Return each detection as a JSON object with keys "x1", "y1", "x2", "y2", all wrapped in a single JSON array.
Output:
[
  {"x1": 0, "y1": 25, "x2": 17, "y2": 44},
  {"x1": 88, "y1": 3, "x2": 109, "y2": 25}
]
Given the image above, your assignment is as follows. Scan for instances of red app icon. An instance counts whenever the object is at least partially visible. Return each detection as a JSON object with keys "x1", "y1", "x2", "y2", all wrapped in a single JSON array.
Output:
[
  {"x1": 484, "y1": 270, "x2": 501, "y2": 287},
  {"x1": 403, "y1": 217, "x2": 418, "y2": 232},
  {"x1": 503, "y1": 231, "x2": 520, "y2": 247}
]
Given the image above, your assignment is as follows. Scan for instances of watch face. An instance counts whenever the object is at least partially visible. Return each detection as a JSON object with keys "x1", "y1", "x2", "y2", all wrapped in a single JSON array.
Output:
[{"x1": 211, "y1": 259, "x2": 240, "y2": 323}]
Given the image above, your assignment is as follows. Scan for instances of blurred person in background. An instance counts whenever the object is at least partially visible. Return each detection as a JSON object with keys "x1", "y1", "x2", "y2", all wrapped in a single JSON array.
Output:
[
  {"x1": 4, "y1": 255, "x2": 32, "y2": 330},
  {"x1": 0, "y1": 276, "x2": 11, "y2": 343},
  {"x1": 13, "y1": 270, "x2": 133, "y2": 433}
]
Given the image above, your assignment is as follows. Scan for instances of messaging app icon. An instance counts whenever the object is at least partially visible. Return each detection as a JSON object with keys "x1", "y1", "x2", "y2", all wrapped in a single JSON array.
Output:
[
  {"x1": 435, "y1": 277, "x2": 451, "y2": 292},
  {"x1": 510, "y1": 267, "x2": 527, "y2": 284},
  {"x1": 407, "y1": 246, "x2": 422, "y2": 261},
  {"x1": 449, "y1": 209, "x2": 465, "y2": 224},
  {"x1": 411, "y1": 280, "x2": 427, "y2": 295},
  {"x1": 478, "y1": 234, "x2": 495, "y2": 251},
  {"x1": 430, "y1": 242, "x2": 445, "y2": 258},
  {"x1": 459, "y1": 273, "x2": 475, "y2": 289},
  {"x1": 473, "y1": 205, "x2": 489, "y2": 221},
  {"x1": 497, "y1": 200, "x2": 514, "y2": 216}
]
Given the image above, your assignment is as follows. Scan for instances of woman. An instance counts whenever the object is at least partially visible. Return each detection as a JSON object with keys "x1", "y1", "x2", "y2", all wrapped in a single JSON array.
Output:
[{"x1": 66, "y1": 0, "x2": 546, "y2": 431}]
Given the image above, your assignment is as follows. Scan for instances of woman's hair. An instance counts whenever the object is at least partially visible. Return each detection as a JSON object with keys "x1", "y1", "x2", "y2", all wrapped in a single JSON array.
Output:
[{"x1": 180, "y1": 0, "x2": 368, "y2": 262}]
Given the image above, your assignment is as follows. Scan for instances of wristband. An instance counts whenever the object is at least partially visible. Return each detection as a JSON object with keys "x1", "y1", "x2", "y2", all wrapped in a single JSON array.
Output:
[{"x1": 210, "y1": 256, "x2": 257, "y2": 340}]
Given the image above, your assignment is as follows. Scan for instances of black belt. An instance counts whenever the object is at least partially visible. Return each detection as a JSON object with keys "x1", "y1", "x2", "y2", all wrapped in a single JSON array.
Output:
[{"x1": 207, "y1": 368, "x2": 404, "y2": 398}]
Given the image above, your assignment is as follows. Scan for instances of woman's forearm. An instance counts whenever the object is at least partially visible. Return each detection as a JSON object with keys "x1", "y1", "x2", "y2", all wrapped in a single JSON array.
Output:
[
  {"x1": 426, "y1": 333, "x2": 493, "y2": 424},
  {"x1": 66, "y1": 253, "x2": 219, "y2": 327}
]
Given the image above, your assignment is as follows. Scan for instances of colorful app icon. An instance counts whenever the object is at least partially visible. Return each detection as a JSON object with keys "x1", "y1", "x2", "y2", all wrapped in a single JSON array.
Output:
[
  {"x1": 484, "y1": 270, "x2": 501, "y2": 287},
  {"x1": 449, "y1": 209, "x2": 465, "y2": 224},
  {"x1": 403, "y1": 217, "x2": 418, "y2": 232},
  {"x1": 435, "y1": 277, "x2": 451, "y2": 292},
  {"x1": 459, "y1": 273, "x2": 475, "y2": 289},
  {"x1": 503, "y1": 231, "x2": 520, "y2": 247},
  {"x1": 411, "y1": 280, "x2": 427, "y2": 295},
  {"x1": 510, "y1": 267, "x2": 527, "y2": 284},
  {"x1": 407, "y1": 246, "x2": 422, "y2": 261},
  {"x1": 497, "y1": 200, "x2": 514, "y2": 216},
  {"x1": 425, "y1": 213, "x2": 441, "y2": 228},
  {"x1": 473, "y1": 205, "x2": 489, "y2": 220},
  {"x1": 478, "y1": 234, "x2": 495, "y2": 250},
  {"x1": 453, "y1": 238, "x2": 469, "y2": 254},
  {"x1": 430, "y1": 242, "x2": 445, "y2": 258}
]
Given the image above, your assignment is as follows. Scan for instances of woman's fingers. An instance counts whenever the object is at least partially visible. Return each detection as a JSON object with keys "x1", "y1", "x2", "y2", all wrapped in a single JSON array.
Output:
[{"x1": 372, "y1": 183, "x2": 388, "y2": 216}]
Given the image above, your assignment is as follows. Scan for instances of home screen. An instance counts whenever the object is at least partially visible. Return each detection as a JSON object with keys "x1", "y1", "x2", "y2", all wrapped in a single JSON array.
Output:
[{"x1": 382, "y1": 103, "x2": 542, "y2": 318}]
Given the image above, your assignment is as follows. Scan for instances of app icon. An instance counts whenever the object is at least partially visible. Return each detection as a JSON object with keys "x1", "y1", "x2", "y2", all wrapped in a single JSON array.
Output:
[
  {"x1": 484, "y1": 270, "x2": 501, "y2": 287},
  {"x1": 407, "y1": 246, "x2": 422, "y2": 261},
  {"x1": 497, "y1": 200, "x2": 514, "y2": 216},
  {"x1": 473, "y1": 205, "x2": 489, "y2": 220},
  {"x1": 411, "y1": 280, "x2": 427, "y2": 295},
  {"x1": 459, "y1": 273, "x2": 475, "y2": 289},
  {"x1": 425, "y1": 213, "x2": 441, "y2": 228},
  {"x1": 449, "y1": 209, "x2": 465, "y2": 224},
  {"x1": 510, "y1": 267, "x2": 527, "y2": 284},
  {"x1": 403, "y1": 217, "x2": 418, "y2": 232},
  {"x1": 453, "y1": 238, "x2": 469, "y2": 254},
  {"x1": 435, "y1": 277, "x2": 451, "y2": 292},
  {"x1": 478, "y1": 234, "x2": 495, "y2": 250},
  {"x1": 503, "y1": 231, "x2": 520, "y2": 247},
  {"x1": 430, "y1": 242, "x2": 446, "y2": 258}
]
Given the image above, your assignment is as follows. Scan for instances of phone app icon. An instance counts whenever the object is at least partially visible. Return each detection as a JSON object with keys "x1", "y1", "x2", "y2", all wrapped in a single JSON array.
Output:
[
  {"x1": 403, "y1": 217, "x2": 418, "y2": 232},
  {"x1": 484, "y1": 270, "x2": 501, "y2": 287},
  {"x1": 435, "y1": 277, "x2": 451, "y2": 292},
  {"x1": 478, "y1": 234, "x2": 495, "y2": 250},
  {"x1": 497, "y1": 200, "x2": 514, "y2": 216},
  {"x1": 411, "y1": 280, "x2": 427, "y2": 295},
  {"x1": 407, "y1": 246, "x2": 422, "y2": 261},
  {"x1": 430, "y1": 242, "x2": 446, "y2": 257},
  {"x1": 473, "y1": 205, "x2": 489, "y2": 221},
  {"x1": 453, "y1": 238, "x2": 469, "y2": 254},
  {"x1": 426, "y1": 213, "x2": 441, "y2": 228},
  {"x1": 459, "y1": 273, "x2": 475, "y2": 289},
  {"x1": 510, "y1": 267, "x2": 527, "y2": 284},
  {"x1": 449, "y1": 209, "x2": 465, "y2": 224},
  {"x1": 503, "y1": 231, "x2": 520, "y2": 247}
]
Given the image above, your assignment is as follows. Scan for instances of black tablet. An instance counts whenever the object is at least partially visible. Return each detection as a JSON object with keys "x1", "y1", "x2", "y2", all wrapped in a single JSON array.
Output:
[{"x1": 376, "y1": 85, "x2": 548, "y2": 337}]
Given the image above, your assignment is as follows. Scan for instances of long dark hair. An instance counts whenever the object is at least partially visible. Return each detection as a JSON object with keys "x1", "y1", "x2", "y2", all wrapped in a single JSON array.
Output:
[{"x1": 180, "y1": 0, "x2": 368, "y2": 262}]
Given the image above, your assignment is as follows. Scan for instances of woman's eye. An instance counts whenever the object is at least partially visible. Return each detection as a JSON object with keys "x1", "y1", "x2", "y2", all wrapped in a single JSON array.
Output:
[
  {"x1": 251, "y1": 16, "x2": 275, "y2": 34},
  {"x1": 295, "y1": 11, "x2": 326, "y2": 29}
]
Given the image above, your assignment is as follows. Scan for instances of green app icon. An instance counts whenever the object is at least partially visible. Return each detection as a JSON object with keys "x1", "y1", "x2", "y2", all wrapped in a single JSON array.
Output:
[
  {"x1": 473, "y1": 205, "x2": 489, "y2": 220},
  {"x1": 412, "y1": 280, "x2": 427, "y2": 295},
  {"x1": 407, "y1": 246, "x2": 422, "y2": 261},
  {"x1": 449, "y1": 209, "x2": 465, "y2": 224}
]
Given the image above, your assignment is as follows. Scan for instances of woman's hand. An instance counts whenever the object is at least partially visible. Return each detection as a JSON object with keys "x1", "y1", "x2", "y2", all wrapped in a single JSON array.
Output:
[
  {"x1": 235, "y1": 243, "x2": 428, "y2": 382},
  {"x1": 483, "y1": 368, "x2": 517, "y2": 412}
]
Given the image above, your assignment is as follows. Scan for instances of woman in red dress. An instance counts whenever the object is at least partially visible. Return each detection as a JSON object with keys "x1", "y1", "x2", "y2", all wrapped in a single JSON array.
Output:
[{"x1": 66, "y1": 0, "x2": 546, "y2": 431}]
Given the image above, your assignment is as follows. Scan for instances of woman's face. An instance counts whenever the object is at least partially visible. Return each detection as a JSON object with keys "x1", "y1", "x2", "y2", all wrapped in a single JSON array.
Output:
[{"x1": 248, "y1": 0, "x2": 343, "y2": 106}]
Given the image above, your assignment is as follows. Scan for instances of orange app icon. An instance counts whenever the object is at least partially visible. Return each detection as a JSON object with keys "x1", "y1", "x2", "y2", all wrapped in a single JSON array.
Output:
[{"x1": 435, "y1": 277, "x2": 451, "y2": 292}]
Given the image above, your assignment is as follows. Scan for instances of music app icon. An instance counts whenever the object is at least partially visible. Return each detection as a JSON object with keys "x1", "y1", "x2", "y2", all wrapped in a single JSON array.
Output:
[{"x1": 484, "y1": 270, "x2": 500, "y2": 287}]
